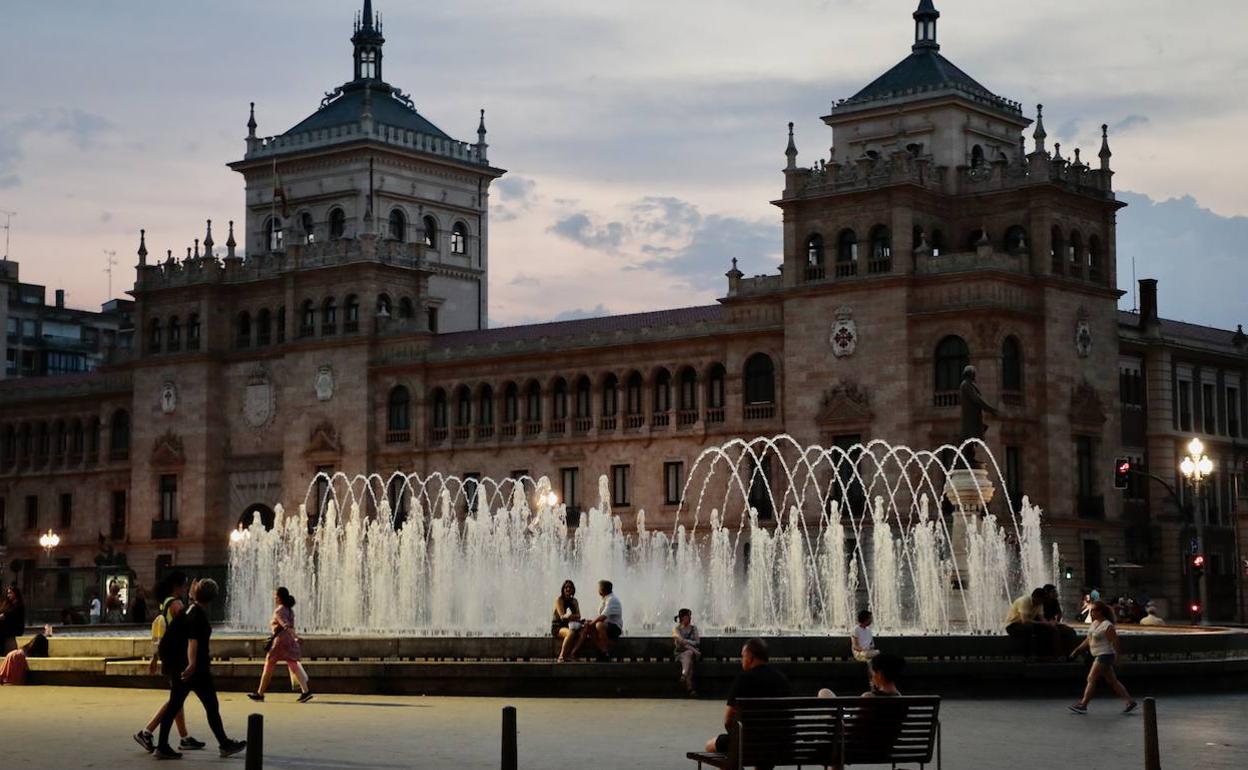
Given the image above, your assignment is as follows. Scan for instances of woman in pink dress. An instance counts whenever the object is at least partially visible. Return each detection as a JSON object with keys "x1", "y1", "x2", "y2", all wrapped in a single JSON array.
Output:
[
  {"x1": 247, "y1": 587, "x2": 312, "y2": 702},
  {"x1": 1, "y1": 632, "x2": 49, "y2": 685}
]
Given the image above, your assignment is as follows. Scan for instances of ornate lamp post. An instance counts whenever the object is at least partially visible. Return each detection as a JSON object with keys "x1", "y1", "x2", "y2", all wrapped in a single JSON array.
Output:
[
  {"x1": 38, "y1": 529, "x2": 61, "y2": 557},
  {"x1": 1180, "y1": 438, "x2": 1214, "y2": 620}
]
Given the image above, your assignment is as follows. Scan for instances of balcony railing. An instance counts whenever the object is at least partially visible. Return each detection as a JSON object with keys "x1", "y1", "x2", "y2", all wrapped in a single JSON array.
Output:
[
  {"x1": 676, "y1": 409, "x2": 698, "y2": 427},
  {"x1": 524, "y1": 421, "x2": 542, "y2": 437},
  {"x1": 475, "y1": 424, "x2": 495, "y2": 440},
  {"x1": 151, "y1": 519, "x2": 179, "y2": 539},
  {"x1": 652, "y1": 411, "x2": 670, "y2": 429},
  {"x1": 624, "y1": 413, "x2": 644, "y2": 430},
  {"x1": 343, "y1": 319, "x2": 360, "y2": 333},
  {"x1": 867, "y1": 256, "x2": 892, "y2": 274},
  {"x1": 385, "y1": 429, "x2": 410, "y2": 444},
  {"x1": 804, "y1": 264, "x2": 826, "y2": 281},
  {"x1": 835, "y1": 261, "x2": 857, "y2": 278},
  {"x1": 549, "y1": 419, "x2": 566, "y2": 436},
  {"x1": 500, "y1": 422, "x2": 518, "y2": 439},
  {"x1": 599, "y1": 415, "x2": 617, "y2": 432},
  {"x1": 430, "y1": 427, "x2": 448, "y2": 443},
  {"x1": 572, "y1": 417, "x2": 592, "y2": 434},
  {"x1": 933, "y1": 390, "x2": 959, "y2": 407},
  {"x1": 744, "y1": 403, "x2": 775, "y2": 420},
  {"x1": 706, "y1": 406, "x2": 726, "y2": 424},
  {"x1": 453, "y1": 426, "x2": 471, "y2": 442}
]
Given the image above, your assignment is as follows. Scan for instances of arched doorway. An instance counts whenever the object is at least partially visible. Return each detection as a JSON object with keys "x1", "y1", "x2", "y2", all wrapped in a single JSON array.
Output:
[{"x1": 238, "y1": 503, "x2": 276, "y2": 530}]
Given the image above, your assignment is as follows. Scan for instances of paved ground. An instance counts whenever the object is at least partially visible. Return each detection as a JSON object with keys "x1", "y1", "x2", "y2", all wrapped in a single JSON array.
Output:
[{"x1": 1, "y1": 686, "x2": 1245, "y2": 769}]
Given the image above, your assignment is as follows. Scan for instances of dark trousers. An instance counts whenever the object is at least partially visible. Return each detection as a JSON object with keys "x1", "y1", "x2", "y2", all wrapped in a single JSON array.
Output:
[
  {"x1": 158, "y1": 671, "x2": 228, "y2": 748},
  {"x1": 1006, "y1": 622, "x2": 1056, "y2": 658}
]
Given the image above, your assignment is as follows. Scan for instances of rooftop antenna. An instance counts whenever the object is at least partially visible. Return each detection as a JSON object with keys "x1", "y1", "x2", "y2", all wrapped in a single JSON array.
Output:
[
  {"x1": 0, "y1": 210, "x2": 14, "y2": 259},
  {"x1": 103, "y1": 249, "x2": 118, "y2": 299}
]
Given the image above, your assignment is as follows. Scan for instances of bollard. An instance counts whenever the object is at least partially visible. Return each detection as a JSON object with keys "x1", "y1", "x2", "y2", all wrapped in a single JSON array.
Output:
[
  {"x1": 501, "y1": 705, "x2": 517, "y2": 770},
  {"x1": 245, "y1": 713, "x2": 264, "y2": 770},
  {"x1": 1143, "y1": 697, "x2": 1160, "y2": 770}
]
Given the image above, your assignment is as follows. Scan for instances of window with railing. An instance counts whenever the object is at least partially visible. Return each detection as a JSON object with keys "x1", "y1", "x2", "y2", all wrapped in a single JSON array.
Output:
[
  {"x1": 387, "y1": 386, "x2": 411, "y2": 443},
  {"x1": 933, "y1": 335, "x2": 968, "y2": 406},
  {"x1": 653, "y1": 369, "x2": 672, "y2": 427},
  {"x1": 836, "y1": 229, "x2": 858, "y2": 277},
  {"x1": 743, "y1": 354, "x2": 776, "y2": 419},
  {"x1": 868, "y1": 225, "x2": 892, "y2": 274}
]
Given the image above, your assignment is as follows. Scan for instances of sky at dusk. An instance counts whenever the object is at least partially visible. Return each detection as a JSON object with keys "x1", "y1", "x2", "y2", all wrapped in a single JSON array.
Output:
[{"x1": 2, "y1": 0, "x2": 1246, "y2": 329}]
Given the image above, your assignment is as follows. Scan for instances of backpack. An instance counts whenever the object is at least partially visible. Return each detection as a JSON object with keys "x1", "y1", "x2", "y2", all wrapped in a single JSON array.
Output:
[{"x1": 151, "y1": 597, "x2": 178, "y2": 641}]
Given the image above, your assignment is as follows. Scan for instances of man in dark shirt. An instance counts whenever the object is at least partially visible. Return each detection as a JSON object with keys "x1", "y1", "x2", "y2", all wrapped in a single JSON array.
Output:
[
  {"x1": 705, "y1": 638, "x2": 792, "y2": 753},
  {"x1": 155, "y1": 579, "x2": 247, "y2": 760}
]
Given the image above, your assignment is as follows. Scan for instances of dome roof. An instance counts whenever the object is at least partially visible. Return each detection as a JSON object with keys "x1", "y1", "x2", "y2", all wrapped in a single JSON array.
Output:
[{"x1": 283, "y1": 82, "x2": 451, "y2": 140}]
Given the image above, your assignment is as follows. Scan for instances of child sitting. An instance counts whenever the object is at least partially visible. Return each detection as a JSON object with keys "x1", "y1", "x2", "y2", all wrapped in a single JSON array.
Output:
[{"x1": 851, "y1": 609, "x2": 879, "y2": 662}]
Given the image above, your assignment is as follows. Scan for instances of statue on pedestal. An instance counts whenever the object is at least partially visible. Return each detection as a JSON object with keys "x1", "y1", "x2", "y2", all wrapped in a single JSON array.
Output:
[{"x1": 959, "y1": 365, "x2": 998, "y2": 467}]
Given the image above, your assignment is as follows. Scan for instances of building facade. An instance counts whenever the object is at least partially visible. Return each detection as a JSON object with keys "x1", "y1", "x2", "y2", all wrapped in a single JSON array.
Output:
[{"x1": 0, "y1": 2, "x2": 1243, "y2": 622}]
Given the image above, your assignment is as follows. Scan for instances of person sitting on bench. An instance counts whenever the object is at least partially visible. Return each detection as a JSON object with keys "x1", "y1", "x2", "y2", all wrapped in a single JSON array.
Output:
[
  {"x1": 705, "y1": 638, "x2": 792, "y2": 753},
  {"x1": 583, "y1": 580, "x2": 623, "y2": 659}
]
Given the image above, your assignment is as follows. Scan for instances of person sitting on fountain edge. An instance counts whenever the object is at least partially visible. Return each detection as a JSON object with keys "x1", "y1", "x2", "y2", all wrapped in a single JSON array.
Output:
[
  {"x1": 851, "y1": 609, "x2": 880, "y2": 662},
  {"x1": 1005, "y1": 587, "x2": 1059, "y2": 659},
  {"x1": 584, "y1": 580, "x2": 623, "y2": 660},
  {"x1": 705, "y1": 638, "x2": 792, "y2": 753}
]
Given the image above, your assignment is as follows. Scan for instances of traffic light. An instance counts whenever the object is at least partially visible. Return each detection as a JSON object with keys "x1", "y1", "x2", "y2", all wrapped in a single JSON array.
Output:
[
  {"x1": 1189, "y1": 602, "x2": 1202, "y2": 624},
  {"x1": 1113, "y1": 457, "x2": 1131, "y2": 489},
  {"x1": 1062, "y1": 564, "x2": 1075, "y2": 581},
  {"x1": 1191, "y1": 553, "x2": 1206, "y2": 578}
]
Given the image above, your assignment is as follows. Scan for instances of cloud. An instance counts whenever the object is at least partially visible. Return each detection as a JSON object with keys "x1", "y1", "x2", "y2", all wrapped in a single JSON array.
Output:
[
  {"x1": 635, "y1": 211, "x2": 780, "y2": 291},
  {"x1": 1117, "y1": 191, "x2": 1248, "y2": 330},
  {"x1": 493, "y1": 175, "x2": 539, "y2": 222},
  {"x1": 547, "y1": 211, "x2": 627, "y2": 251},
  {"x1": 552, "y1": 304, "x2": 612, "y2": 321},
  {"x1": 0, "y1": 108, "x2": 113, "y2": 189},
  {"x1": 1116, "y1": 114, "x2": 1150, "y2": 133},
  {"x1": 507, "y1": 272, "x2": 539, "y2": 286},
  {"x1": 99, "y1": 211, "x2": 113, "y2": 224}
]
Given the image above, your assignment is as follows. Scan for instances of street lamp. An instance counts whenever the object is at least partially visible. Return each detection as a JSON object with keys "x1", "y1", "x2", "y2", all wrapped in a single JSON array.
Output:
[
  {"x1": 1180, "y1": 437, "x2": 1215, "y2": 621},
  {"x1": 543, "y1": 491, "x2": 559, "y2": 508},
  {"x1": 38, "y1": 529, "x2": 61, "y2": 556}
]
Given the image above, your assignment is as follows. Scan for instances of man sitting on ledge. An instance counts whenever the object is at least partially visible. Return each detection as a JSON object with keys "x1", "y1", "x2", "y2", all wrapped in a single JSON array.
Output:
[
  {"x1": 705, "y1": 638, "x2": 792, "y2": 753},
  {"x1": 1005, "y1": 587, "x2": 1058, "y2": 659},
  {"x1": 584, "y1": 580, "x2": 624, "y2": 660}
]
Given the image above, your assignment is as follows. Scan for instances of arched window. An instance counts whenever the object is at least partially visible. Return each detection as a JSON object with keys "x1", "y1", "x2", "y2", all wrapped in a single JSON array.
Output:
[
  {"x1": 149, "y1": 318, "x2": 162, "y2": 353},
  {"x1": 654, "y1": 368, "x2": 672, "y2": 414},
  {"x1": 602, "y1": 373, "x2": 619, "y2": 417},
  {"x1": 707, "y1": 363, "x2": 726, "y2": 416},
  {"x1": 322, "y1": 297, "x2": 338, "y2": 335},
  {"x1": 836, "y1": 229, "x2": 858, "y2": 276},
  {"x1": 344, "y1": 294, "x2": 360, "y2": 332},
  {"x1": 387, "y1": 386, "x2": 411, "y2": 432},
  {"x1": 525, "y1": 381, "x2": 542, "y2": 423},
  {"x1": 971, "y1": 144, "x2": 985, "y2": 168},
  {"x1": 625, "y1": 371, "x2": 644, "y2": 415},
  {"x1": 328, "y1": 208, "x2": 346, "y2": 240},
  {"x1": 869, "y1": 225, "x2": 891, "y2": 272},
  {"x1": 167, "y1": 316, "x2": 181, "y2": 352},
  {"x1": 109, "y1": 410, "x2": 130, "y2": 456},
  {"x1": 678, "y1": 367, "x2": 698, "y2": 412},
  {"x1": 574, "y1": 376, "x2": 592, "y2": 419},
  {"x1": 430, "y1": 388, "x2": 448, "y2": 430},
  {"x1": 455, "y1": 385, "x2": 472, "y2": 427},
  {"x1": 1050, "y1": 225, "x2": 1065, "y2": 275},
  {"x1": 236, "y1": 311, "x2": 252, "y2": 348},
  {"x1": 399, "y1": 297, "x2": 415, "y2": 319},
  {"x1": 388, "y1": 209, "x2": 406, "y2": 241},
  {"x1": 1087, "y1": 235, "x2": 1102, "y2": 281},
  {"x1": 743, "y1": 354, "x2": 776, "y2": 404},
  {"x1": 967, "y1": 227, "x2": 987, "y2": 250},
  {"x1": 256, "y1": 308, "x2": 272, "y2": 346},
  {"x1": 503, "y1": 382, "x2": 519, "y2": 424},
  {"x1": 451, "y1": 222, "x2": 468, "y2": 255},
  {"x1": 930, "y1": 228, "x2": 945, "y2": 257},
  {"x1": 1002, "y1": 336, "x2": 1023, "y2": 393},
  {"x1": 376, "y1": 293, "x2": 392, "y2": 318},
  {"x1": 934, "y1": 335, "x2": 970, "y2": 394},
  {"x1": 265, "y1": 217, "x2": 284, "y2": 251},
  {"x1": 1068, "y1": 230, "x2": 1083, "y2": 276},
  {"x1": 806, "y1": 234, "x2": 824, "y2": 267},
  {"x1": 187, "y1": 313, "x2": 201, "y2": 350},
  {"x1": 477, "y1": 384, "x2": 495, "y2": 426},
  {"x1": 300, "y1": 212, "x2": 315, "y2": 244},
  {"x1": 301, "y1": 300, "x2": 316, "y2": 337},
  {"x1": 422, "y1": 216, "x2": 438, "y2": 249},
  {"x1": 551, "y1": 378, "x2": 568, "y2": 420},
  {"x1": 1005, "y1": 225, "x2": 1028, "y2": 255}
]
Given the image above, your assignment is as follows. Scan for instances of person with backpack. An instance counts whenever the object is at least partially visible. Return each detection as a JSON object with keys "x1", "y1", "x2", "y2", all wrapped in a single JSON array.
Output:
[
  {"x1": 133, "y1": 573, "x2": 205, "y2": 754},
  {"x1": 155, "y1": 578, "x2": 247, "y2": 759}
]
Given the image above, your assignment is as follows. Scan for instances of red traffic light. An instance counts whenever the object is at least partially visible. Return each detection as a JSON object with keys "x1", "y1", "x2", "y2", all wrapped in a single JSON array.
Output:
[
  {"x1": 1190, "y1": 603, "x2": 1201, "y2": 613},
  {"x1": 1193, "y1": 554, "x2": 1206, "y2": 568}
]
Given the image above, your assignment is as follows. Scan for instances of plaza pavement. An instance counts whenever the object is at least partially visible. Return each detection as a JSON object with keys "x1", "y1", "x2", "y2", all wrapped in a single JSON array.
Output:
[{"x1": 1, "y1": 686, "x2": 1244, "y2": 769}]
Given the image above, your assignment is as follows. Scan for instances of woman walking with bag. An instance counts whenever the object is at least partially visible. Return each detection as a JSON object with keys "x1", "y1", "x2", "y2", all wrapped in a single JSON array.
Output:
[
  {"x1": 248, "y1": 587, "x2": 312, "y2": 702},
  {"x1": 1068, "y1": 601, "x2": 1137, "y2": 715}
]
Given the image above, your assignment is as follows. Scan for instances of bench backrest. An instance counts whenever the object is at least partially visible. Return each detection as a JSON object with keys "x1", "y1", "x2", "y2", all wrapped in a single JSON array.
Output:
[{"x1": 732, "y1": 696, "x2": 940, "y2": 768}]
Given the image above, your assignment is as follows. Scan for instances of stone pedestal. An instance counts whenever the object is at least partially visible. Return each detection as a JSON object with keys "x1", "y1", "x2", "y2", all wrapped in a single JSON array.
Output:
[{"x1": 943, "y1": 469, "x2": 996, "y2": 627}]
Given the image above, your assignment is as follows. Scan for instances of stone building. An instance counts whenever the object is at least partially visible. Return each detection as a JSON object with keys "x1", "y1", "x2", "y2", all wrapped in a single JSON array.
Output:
[{"x1": 0, "y1": 1, "x2": 1243, "y2": 622}]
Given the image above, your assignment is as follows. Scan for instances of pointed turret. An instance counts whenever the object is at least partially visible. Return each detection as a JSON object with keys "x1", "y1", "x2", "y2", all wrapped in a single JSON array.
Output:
[
  {"x1": 1098, "y1": 124, "x2": 1112, "y2": 171},
  {"x1": 1053, "y1": 142, "x2": 1063, "y2": 162},
  {"x1": 226, "y1": 220, "x2": 237, "y2": 259},
  {"x1": 913, "y1": 0, "x2": 940, "y2": 51},
  {"x1": 1032, "y1": 104, "x2": 1047, "y2": 154},
  {"x1": 476, "y1": 109, "x2": 489, "y2": 163},
  {"x1": 247, "y1": 102, "x2": 257, "y2": 138},
  {"x1": 785, "y1": 122, "x2": 798, "y2": 170},
  {"x1": 352, "y1": 0, "x2": 385, "y2": 81},
  {"x1": 137, "y1": 229, "x2": 148, "y2": 266},
  {"x1": 203, "y1": 219, "x2": 214, "y2": 258}
]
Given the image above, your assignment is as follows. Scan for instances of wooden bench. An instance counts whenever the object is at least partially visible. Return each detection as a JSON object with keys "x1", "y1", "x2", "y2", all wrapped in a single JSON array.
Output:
[{"x1": 687, "y1": 695, "x2": 941, "y2": 770}]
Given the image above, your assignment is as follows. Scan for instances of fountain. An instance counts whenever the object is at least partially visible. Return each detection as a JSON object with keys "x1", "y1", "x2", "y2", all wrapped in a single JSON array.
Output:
[{"x1": 228, "y1": 436, "x2": 1056, "y2": 636}]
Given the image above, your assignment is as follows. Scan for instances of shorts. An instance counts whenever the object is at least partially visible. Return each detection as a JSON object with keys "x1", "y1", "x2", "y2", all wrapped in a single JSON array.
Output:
[
  {"x1": 1094, "y1": 653, "x2": 1116, "y2": 665},
  {"x1": 606, "y1": 623, "x2": 623, "y2": 640},
  {"x1": 714, "y1": 733, "x2": 731, "y2": 752}
]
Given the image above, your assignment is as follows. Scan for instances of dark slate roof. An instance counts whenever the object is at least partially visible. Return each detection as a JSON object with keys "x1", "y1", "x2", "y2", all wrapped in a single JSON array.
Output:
[
  {"x1": 1118, "y1": 310, "x2": 1248, "y2": 351},
  {"x1": 284, "y1": 82, "x2": 451, "y2": 139},
  {"x1": 431, "y1": 305, "x2": 726, "y2": 350},
  {"x1": 850, "y1": 48, "x2": 994, "y2": 104}
]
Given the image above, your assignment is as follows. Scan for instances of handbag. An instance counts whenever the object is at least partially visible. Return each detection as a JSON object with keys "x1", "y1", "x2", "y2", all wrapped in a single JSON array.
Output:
[{"x1": 263, "y1": 627, "x2": 282, "y2": 653}]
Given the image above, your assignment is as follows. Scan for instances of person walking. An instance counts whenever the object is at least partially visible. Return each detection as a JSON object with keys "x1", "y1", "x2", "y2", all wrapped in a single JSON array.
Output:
[
  {"x1": 247, "y1": 587, "x2": 312, "y2": 702},
  {"x1": 551, "y1": 580, "x2": 583, "y2": 663},
  {"x1": 154, "y1": 579, "x2": 247, "y2": 759},
  {"x1": 0, "y1": 585, "x2": 26, "y2": 654},
  {"x1": 134, "y1": 573, "x2": 204, "y2": 753},
  {"x1": 672, "y1": 608, "x2": 701, "y2": 695},
  {"x1": 1067, "y1": 601, "x2": 1138, "y2": 715}
]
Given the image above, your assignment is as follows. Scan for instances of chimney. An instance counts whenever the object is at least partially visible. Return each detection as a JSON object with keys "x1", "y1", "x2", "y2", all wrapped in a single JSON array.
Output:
[
  {"x1": 55, "y1": 289, "x2": 65, "y2": 308},
  {"x1": 1138, "y1": 278, "x2": 1158, "y2": 331}
]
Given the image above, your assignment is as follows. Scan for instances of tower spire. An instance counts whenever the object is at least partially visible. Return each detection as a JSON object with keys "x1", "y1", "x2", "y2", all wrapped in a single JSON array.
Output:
[
  {"x1": 913, "y1": 0, "x2": 940, "y2": 52},
  {"x1": 1032, "y1": 104, "x2": 1047, "y2": 154},
  {"x1": 137, "y1": 229, "x2": 148, "y2": 267},
  {"x1": 352, "y1": 0, "x2": 385, "y2": 81},
  {"x1": 1098, "y1": 124, "x2": 1112, "y2": 171},
  {"x1": 247, "y1": 102, "x2": 257, "y2": 138},
  {"x1": 785, "y1": 122, "x2": 798, "y2": 170},
  {"x1": 476, "y1": 109, "x2": 489, "y2": 163}
]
